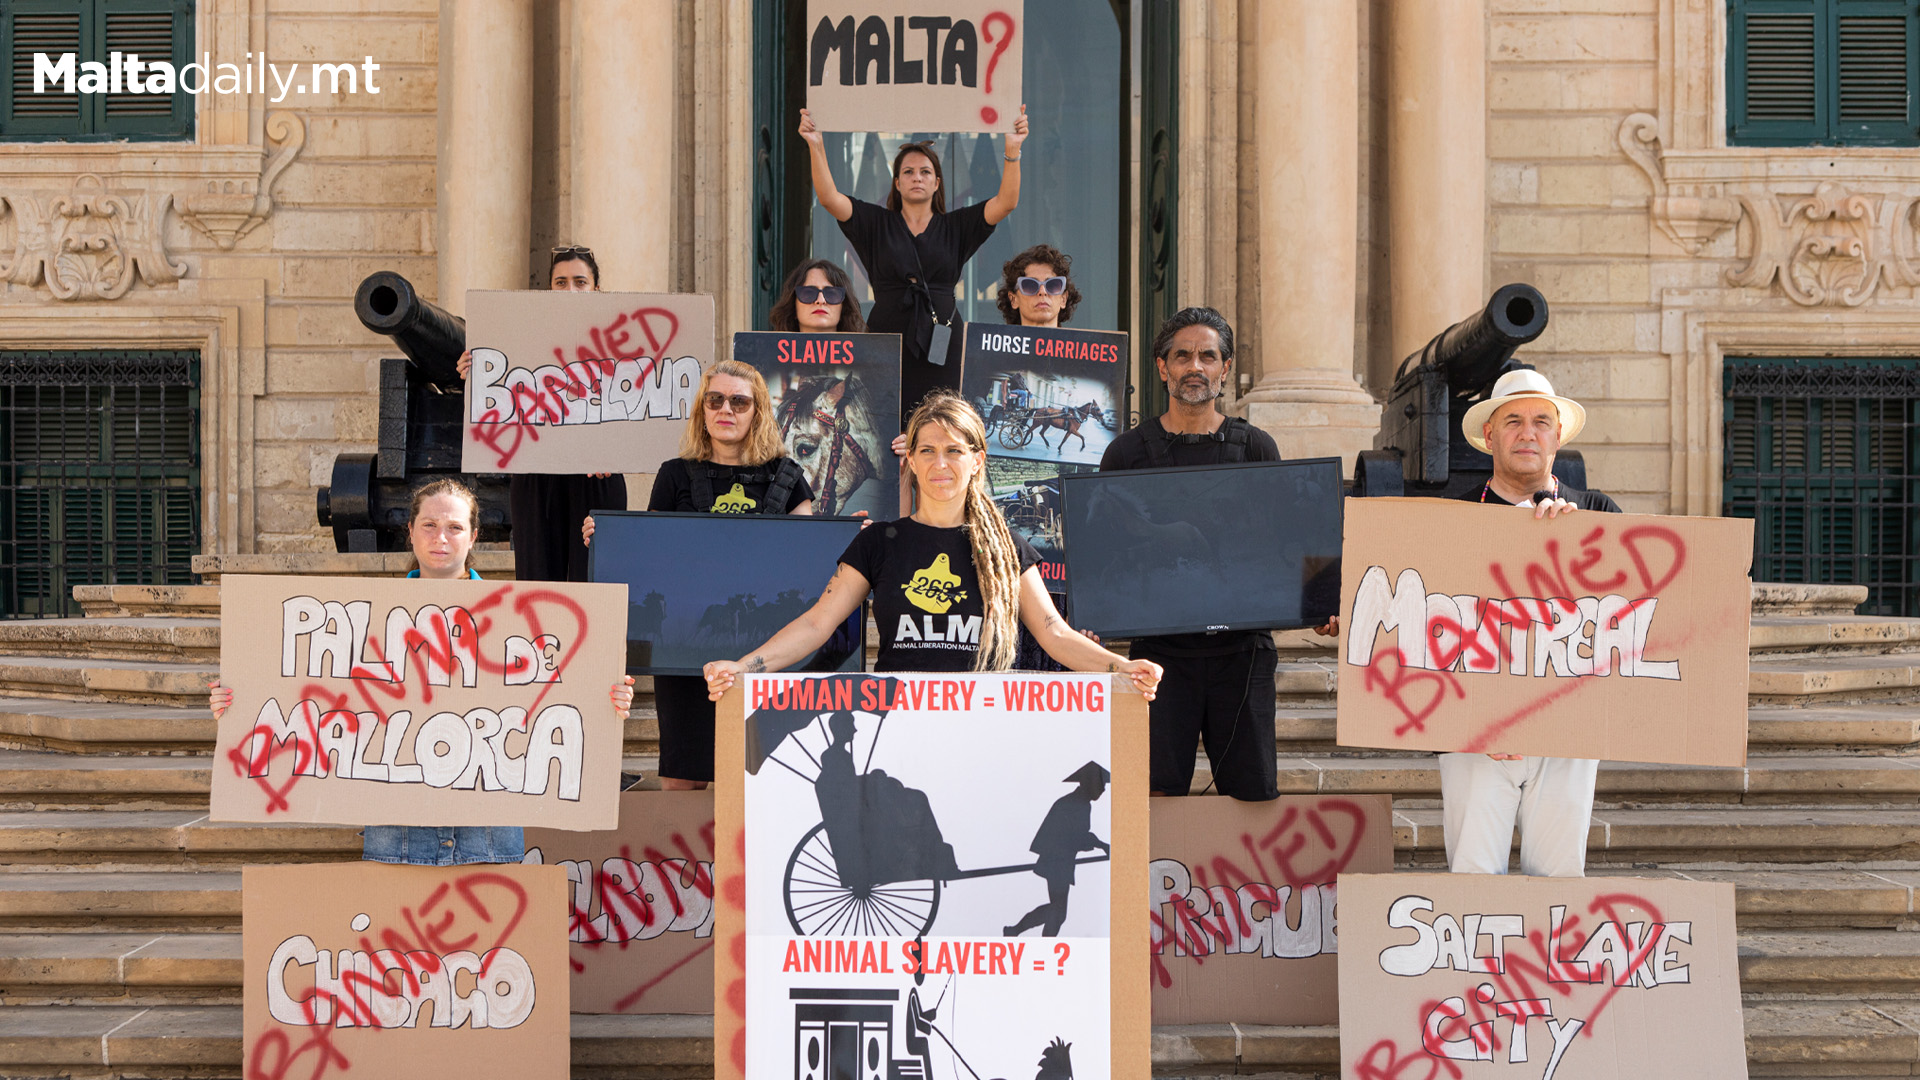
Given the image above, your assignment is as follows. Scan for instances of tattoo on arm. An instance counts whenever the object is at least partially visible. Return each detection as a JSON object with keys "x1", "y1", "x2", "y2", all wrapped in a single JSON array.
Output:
[
  {"x1": 744, "y1": 656, "x2": 767, "y2": 674},
  {"x1": 1043, "y1": 613, "x2": 1066, "y2": 633},
  {"x1": 1107, "y1": 660, "x2": 1119, "y2": 673}
]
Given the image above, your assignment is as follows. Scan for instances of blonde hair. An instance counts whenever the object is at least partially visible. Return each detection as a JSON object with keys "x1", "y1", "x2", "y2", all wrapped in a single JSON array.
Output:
[
  {"x1": 905, "y1": 392, "x2": 1021, "y2": 672},
  {"x1": 407, "y1": 477, "x2": 478, "y2": 575},
  {"x1": 680, "y1": 360, "x2": 785, "y2": 466}
]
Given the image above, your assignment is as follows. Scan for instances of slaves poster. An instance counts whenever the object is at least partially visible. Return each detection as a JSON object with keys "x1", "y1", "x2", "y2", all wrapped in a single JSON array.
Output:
[
  {"x1": 464, "y1": 290, "x2": 715, "y2": 475},
  {"x1": 962, "y1": 322, "x2": 1130, "y2": 589},
  {"x1": 212, "y1": 575, "x2": 626, "y2": 830},
  {"x1": 731, "y1": 331, "x2": 903, "y2": 518},
  {"x1": 712, "y1": 672, "x2": 1150, "y2": 1080},
  {"x1": 805, "y1": 1, "x2": 1025, "y2": 134},
  {"x1": 1336, "y1": 498, "x2": 1754, "y2": 767},
  {"x1": 1338, "y1": 873, "x2": 1746, "y2": 1080},
  {"x1": 243, "y1": 862, "x2": 571, "y2": 1080}
]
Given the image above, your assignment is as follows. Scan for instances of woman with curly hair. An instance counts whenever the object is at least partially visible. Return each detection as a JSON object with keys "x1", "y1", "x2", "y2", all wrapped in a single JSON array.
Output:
[{"x1": 996, "y1": 243, "x2": 1083, "y2": 329}]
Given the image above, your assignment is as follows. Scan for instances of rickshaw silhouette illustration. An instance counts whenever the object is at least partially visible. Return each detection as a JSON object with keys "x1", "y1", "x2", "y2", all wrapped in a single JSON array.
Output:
[{"x1": 747, "y1": 675, "x2": 1111, "y2": 939}]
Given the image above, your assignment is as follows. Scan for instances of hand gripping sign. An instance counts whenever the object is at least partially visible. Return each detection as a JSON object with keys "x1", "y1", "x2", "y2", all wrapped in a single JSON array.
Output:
[
  {"x1": 1335, "y1": 498, "x2": 1754, "y2": 767},
  {"x1": 212, "y1": 574, "x2": 626, "y2": 830},
  {"x1": 1338, "y1": 873, "x2": 1746, "y2": 1080},
  {"x1": 806, "y1": 1, "x2": 1025, "y2": 133},
  {"x1": 463, "y1": 289, "x2": 715, "y2": 475}
]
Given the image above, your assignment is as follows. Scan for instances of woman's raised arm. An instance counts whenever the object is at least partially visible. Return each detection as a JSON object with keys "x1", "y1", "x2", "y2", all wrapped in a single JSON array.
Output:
[{"x1": 703, "y1": 562, "x2": 870, "y2": 700}]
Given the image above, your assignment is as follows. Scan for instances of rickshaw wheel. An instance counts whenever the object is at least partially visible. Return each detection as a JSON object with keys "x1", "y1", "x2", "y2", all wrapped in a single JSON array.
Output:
[{"x1": 783, "y1": 822, "x2": 942, "y2": 938}]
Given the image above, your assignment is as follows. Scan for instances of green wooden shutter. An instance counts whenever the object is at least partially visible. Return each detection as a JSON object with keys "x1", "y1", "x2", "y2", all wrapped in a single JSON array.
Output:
[
  {"x1": 1730, "y1": 0, "x2": 1919, "y2": 146},
  {"x1": 0, "y1": 0, "x2": 191, "y2": 142}
]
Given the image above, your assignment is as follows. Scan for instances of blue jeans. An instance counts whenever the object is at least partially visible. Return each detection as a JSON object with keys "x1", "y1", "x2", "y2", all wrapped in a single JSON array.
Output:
[{"x1": 361, "y1": 825, "x2": 525, "y2": 866}]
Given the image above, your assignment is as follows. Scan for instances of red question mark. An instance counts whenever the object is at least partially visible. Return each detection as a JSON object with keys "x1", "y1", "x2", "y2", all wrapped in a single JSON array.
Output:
[
  {"x1": 980, "y1": 12, "x2": 1015, "y2": 125},
  {"x1": 1052, "y1": 941, "x2": 1069, "y2": 974}
]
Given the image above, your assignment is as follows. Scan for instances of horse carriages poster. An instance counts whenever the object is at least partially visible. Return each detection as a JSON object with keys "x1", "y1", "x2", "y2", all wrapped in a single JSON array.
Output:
[
  {"x1": 712, "y1": 673, "x2": 1150, "y2": 1080},
  {"x1": 961, "y1": 323, "x2": 1130, "y2": 591},
  {"x1": 731, "y1": 332, "x2": 902, "y2": 519}
]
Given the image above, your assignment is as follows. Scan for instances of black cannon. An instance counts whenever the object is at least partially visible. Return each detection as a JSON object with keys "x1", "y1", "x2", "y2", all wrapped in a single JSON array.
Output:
[
  {"x1": 314, "y1": 272, "x2": 511, "y2": 551},
  {"x1": 1353, "y1": 283, "x2": 1585, "y2": 498}
]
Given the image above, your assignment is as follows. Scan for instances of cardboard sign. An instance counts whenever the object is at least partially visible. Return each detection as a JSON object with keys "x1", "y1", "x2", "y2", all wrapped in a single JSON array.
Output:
[
  {"x1": 806, "y1": 1, "x2": 1024, "y2": 133},
  {"x1": 212, "y1": 575, "x2": 626, "y2": 830},
  {"x1": 522, "y1": 790, "x2": 716, "y2": 1014},
  {"x1": 463, "y1": 290, "x2": 716, "y2": 474},
  {"x1": 1336, "y1": 498, "x2": 1753, "y2": 767},
  {"x1": 962, "y1": 322, "x2": 1129, "y2": 589},
  {"x1": 730, "y1": 331, "x2": 903, "y2": 517},
  {"x1": 242, "y1": 862, "x2": 571, "y2": 1080},
  {"x1": 1337, "y1": 873, "x2": 1747, "y2": 1080},
  {"x1": 1148, "y1": 794, "x2": 1393, "y2": 1026},
  {"x1": 713, "y1": 673, "x2": 1150, "y2": 1080}
]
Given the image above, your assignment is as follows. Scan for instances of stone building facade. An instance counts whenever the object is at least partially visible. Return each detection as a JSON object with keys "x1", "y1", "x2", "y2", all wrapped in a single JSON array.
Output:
[{"x1": 0, "y1": 1, "x2": 1911, "y2": 581}]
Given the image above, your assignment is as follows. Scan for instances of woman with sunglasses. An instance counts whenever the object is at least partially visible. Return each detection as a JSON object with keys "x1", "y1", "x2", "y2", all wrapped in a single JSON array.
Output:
[
  {"x1": 996, "y1": 243, "x2": 1083, "y2": 329},
  {"x1": 770, "y1": 259, "x2": 868, "y2": 334},
  {"x1": 581, "y1": 360, "x2": 814, "y2": 789},
  {"x1": 454, "y1": 245, "x2": 628, "y2": 583},
  {"x1": 798, "y1": 107, "x2": 1029, "y2": 421}
]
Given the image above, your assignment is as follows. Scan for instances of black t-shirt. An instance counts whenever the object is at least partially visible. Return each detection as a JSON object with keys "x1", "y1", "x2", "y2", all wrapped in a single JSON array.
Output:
[
  {"x1": 1452, "y1": 480, "x2": 1622, "y2": 513},
  {"x1": 1099, "y1": 415, "x2": 1283, "y2": 655},
  {"x1": 837, "y1": 197, "x2": 996, "y2": 415},
  {"x1": 647, "y1": 458, "x2": 814, "y2": 515},
  {"x1": 839, "y1": 517, "x2": 1040, "y2": 672}
]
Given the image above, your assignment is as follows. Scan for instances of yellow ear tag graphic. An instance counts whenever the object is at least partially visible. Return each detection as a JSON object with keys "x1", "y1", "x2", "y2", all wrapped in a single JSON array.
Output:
[
  {"x1": 902, "y1": 552, "x2": 968, "y2": 614},
  {"x1": 711, "y1": 483, "x2": 757, "y2": 514}
]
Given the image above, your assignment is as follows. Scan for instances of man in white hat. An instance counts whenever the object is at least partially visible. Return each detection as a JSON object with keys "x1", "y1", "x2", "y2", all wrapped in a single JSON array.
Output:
[{"x1": 1444, "y1": 368, "x2": 1620, "y2": 877}]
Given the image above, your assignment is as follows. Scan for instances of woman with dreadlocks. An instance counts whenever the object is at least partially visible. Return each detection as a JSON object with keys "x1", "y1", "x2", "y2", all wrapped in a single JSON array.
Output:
[{"x1": 703, "y1": 392, "x2": 1160, "y2": 694}]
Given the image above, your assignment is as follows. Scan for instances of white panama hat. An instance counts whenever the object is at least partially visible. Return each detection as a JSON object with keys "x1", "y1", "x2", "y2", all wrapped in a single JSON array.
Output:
[{"x1": 1460, "y1": 369, "x2": 1586, "y2": 453}]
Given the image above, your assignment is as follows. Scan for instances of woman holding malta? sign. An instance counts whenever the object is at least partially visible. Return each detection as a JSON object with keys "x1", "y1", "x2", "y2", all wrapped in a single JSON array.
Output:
[
  {"x1": 703, "y1": 392, "x2": 1161, "y2": 699},
  {"x1": 210, "y1": 478, "x2": 635, "y2": 866}
]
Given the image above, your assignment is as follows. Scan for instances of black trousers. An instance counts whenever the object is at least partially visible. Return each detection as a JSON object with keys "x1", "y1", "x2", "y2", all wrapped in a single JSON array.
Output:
[
  {"x1": 509, "y1": 473, "x2": 627, "y2": 582},
  {"x1": 652, "y1": 674, "x2": 716, "y2": 784},
  {"x1": 1131, "y1": 642, "x2": 1279, "y2": 801}
]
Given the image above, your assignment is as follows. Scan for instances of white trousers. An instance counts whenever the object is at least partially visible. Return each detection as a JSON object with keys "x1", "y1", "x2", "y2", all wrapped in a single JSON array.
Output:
[{"x1": 1438, "y1": 753, "x2": 1598, "y2": 877}]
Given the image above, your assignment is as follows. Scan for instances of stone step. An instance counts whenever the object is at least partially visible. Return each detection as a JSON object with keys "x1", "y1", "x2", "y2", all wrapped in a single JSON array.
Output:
[
  {"x1": 1392, "y1": 806, "x2": 1920, "y2": 868},
  {"x1": 1276, "y1": 704, "x2": 1920, "y2": 752},
  {"x1": 0, "y1": 751, "x2": 210, "y2": 810},
  {"x1": 0, "y1": 999, "x2": 1898, "y2": 1078},
  {"x1": 0, "y1": 657, "x2": 213, "y2": 708},
  {"x1": 72, "y1": 585, "x2": 220, "y2": 619},
  {"x1": 1752, "y1": 583, "x2": 1869, "y2": 617},
  {"x1": 0, "y1": 812, "x2": 358, "y2": 868},
  {"x1": 1740, "y1": 928, "x2": 1920, "y2": 995},
  {"x1": 0, "y1": 932, "x2": 238, "y2": 1005},
  {"x1": 0, "y1": 618, "x2": 219, "y2": 663},
  {"x1": 0, "y1": 698, "x2": 215, "y2": 754},
  {"x1": 0, "y1": 872, "x2": 239, "y2": 932},
  {"x1": 1749, "y1": 654, "x2": 1920, "y2": 705},
  {"x1": 1749, "y1": 615, "x2": 1920, "y2": 657}
]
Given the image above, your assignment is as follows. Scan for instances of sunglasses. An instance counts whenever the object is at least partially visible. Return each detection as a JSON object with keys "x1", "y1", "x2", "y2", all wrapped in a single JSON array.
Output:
[
  {"x1": 795, "y1": 285, "x2": 846, "y2": 305},
  {"x1": 704, "y1": 392, "x2": 754, "y2": 413},
  {"x1": 551, "y1": 245, "x2": 594, "y2": 258},
  {"x1": 1016, "y1": 276, "x2": 1068, "y2": 296}
]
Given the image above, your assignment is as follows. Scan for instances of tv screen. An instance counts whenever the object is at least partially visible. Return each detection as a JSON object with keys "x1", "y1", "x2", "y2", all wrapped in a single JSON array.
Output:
[
  {"x1": 1060, "y1": 459, "x2": 1344, "y2": 637},
  {"x1": 588, "y1": 511, "x2": 865, "y2": 676}
]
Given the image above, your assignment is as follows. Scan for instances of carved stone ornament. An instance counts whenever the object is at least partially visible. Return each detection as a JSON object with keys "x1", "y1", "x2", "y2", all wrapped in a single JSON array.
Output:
[
  {"x1": 1727, "y1": 182, "x2": 1920, "y2": 307},
  {"x1": 1617, "y1": 113, "x2": 1742, "y2": 255},
  {"x1": 176, "y1": 111, "x2": 307, "y2": 250},
  {"x1": 0, "y1": 173, "x2": 185, "y2": 301}
]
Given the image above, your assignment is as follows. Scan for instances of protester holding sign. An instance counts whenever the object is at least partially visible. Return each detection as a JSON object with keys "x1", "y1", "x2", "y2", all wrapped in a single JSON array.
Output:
[
  {"x1": 453, "y1": 245, "x2": 629, "y2": 582},
  {"x1": 703, "y1": 392, "x2": 1160, "y2": 696},
  {"x1": 1441, "y1": 369, "x2": 1620, "y2": 877},
  {"x1": 584, "y1": 361, "x2": 816, "y2": 789},
  {"x1": 769, "y1": 258, "x2": 870, "y2": 334},
  {"x1": 798, "y1": 106, "x2": 1028, "y2": 419},
  {"x1": 210, "y1": 478, "x2": 635, "y2": 863},
  {"x1": 1098, "y1": 308, "x2": 1287, "y2": 802},
  {"x1": 996, "y1": 243, "x2": 1082, "y2": 329}
]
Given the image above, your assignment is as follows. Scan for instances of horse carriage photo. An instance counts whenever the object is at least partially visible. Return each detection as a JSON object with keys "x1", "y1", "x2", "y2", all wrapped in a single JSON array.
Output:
[{"x1": 995, "y1": 478, "x2": 1064, "y2": 551}]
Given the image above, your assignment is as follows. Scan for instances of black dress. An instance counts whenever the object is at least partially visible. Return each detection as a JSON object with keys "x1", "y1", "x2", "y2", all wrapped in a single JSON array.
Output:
[
  {"x1": 509, "y1": 474, "x2": 627, "y2": 583},
  {"x1": 837, "y1": 197, "x2": 997, "y2": 424}
]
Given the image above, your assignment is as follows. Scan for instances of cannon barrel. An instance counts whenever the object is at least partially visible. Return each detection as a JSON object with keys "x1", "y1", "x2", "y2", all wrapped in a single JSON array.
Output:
[
  {"x1": 1394, "y1": 282, "x2": 1549, "y2": 400},
  {"x1": 354, "y1": 271, "x2": 465, "y2": 389}
]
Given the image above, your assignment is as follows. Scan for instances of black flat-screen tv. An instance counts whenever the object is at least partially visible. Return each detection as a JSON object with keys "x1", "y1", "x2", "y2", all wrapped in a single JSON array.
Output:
[
  {"x1": 587, "y1": 511, "x2": 865, "y2": 676},
  {"x1": 1060, "y1": 459, "x2": 1343, "y2": 637}
]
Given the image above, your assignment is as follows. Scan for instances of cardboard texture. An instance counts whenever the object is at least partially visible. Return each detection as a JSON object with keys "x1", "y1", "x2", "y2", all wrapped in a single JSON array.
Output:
[
  {"x1": 1337, "y1": 872, "x2": 1747, "y2": 1080},
  {"x1": 462, "y1": 289, "x2": 716, "y2": 474},
  {"x1": 242, "y1": 862, "x2": 571, "y2": 1080},
  {"x1": 522, "y1": 789, "x2": 717, "y2": 1014},
  {"x1": 805, "y1": 2, "x2": 1025, "y2": 134},
  {"x1": 713, "y1": 673, "x2": 1150, "y2": 1080},
  {"x1": 1148, "y1": 794, "x2": 1393, "y2": 1026},
  {"x1": 212, "y1": 574, "x2": 626, "y2": 830},
  {"x1": 729, "y1": 331, "x2": 903, "y2": 518},
  {"x1": 1336, "y1": 498, "x2": 1754, "y2": 767}
]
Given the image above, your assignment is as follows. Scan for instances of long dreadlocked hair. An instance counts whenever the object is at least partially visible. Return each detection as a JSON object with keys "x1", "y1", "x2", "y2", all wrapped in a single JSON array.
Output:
[{"x1": 904, "y1": 391, "x2": 1021, "y2": 673}]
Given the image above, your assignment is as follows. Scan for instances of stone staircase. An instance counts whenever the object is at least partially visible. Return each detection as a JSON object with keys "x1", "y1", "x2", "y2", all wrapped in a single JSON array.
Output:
[{"x1": 0, "y1": 581, "x2": 1913, "y2": 1077}]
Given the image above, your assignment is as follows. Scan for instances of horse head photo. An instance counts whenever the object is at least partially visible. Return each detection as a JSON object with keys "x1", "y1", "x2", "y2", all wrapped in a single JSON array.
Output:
[{"x1": 775, "y1": 374, "x2": 881, "y2": 515}]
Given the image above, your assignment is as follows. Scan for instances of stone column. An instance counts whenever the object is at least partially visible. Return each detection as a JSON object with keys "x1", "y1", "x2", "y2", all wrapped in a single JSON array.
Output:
[
  {"x1": 1386, "y1": 0, "x2": 1487, "y2": 370},
  {"x1": 436, "y1": 0, "x2": 534, "y2": 316},
  {"x1": 1241, "y1": 0, "x2": 1381, "y2": 471},
  {"x1": 571, "y1": 0, "x2": 675, "y2": 292}
]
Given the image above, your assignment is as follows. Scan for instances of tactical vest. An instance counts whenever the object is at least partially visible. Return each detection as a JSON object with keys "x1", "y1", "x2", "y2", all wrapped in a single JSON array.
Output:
[
  {"x1": 1141, "y1": 416, "x2": 1255, "y2": 468},
  {"x1": 687, "y1": 458, "x2": 806, "y2": 515}
]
